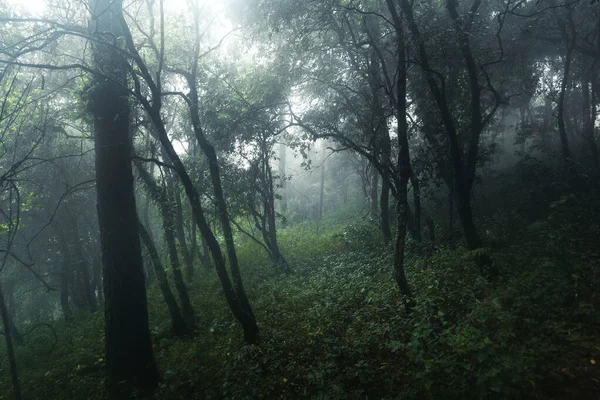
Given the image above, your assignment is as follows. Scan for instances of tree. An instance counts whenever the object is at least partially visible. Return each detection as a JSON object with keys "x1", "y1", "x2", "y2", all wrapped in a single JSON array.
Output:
[
  {"x1": 88, "y1": 0, "x2": 159, "y2": 395},
  {"x1": 134, "y1": 159, "x2": 195, "y2": 328},
  {"x1": 399, "y1": 0, "x2": 502, "y2": 276}
]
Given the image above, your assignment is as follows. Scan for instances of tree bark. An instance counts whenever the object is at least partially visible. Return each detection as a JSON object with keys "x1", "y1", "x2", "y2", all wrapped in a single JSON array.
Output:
[
  {"x1": 64, "y1": 207, "x2": 97, "y2": 313},
  {"x1": 54, "y1": 223, "x2": 73, "y2": 322},
  {"x1": 367, "y1": 45, "x2": 392, "y2": 240},
  {"x1": 2, "y1": 282, "x2": 22, "y2": 344},
  {"x1": 410, "y1": 175, "x2": 422, "y2": 241},
  {"x1": 370, "y1": 164, "x2": 378, "y2": 217},
  {"x1": 0, "y1": 282, "x2": 21, "y2": 400},
  {"x1": 185, "y1": 88, "x2": 258, "y2": 341},
  {"x1": 89, "y1": 0, "x2": 159, "y2": 395},
  {"x1": 134, "y1": 161, "x2": 195, "y2": 328},
  {"x1": 138, "y1": 220, "x2": 189, "y2": 335},
  {"x1": 582, "y1": 72, "x2": 599, "y2": 168},
  {"x1": 380, "y1": 180, "x2": 392, "y2": 240},
  {"x1": 279, "y1": 142, "x2": 288, "y2": 226},
  {"x1": 188, "y1": 208, "x2": 197, "y2": 283},
  {"x1": 117, "y1": 2, "x2": 259, "y2": 343},
  {"x1": 401, "y1": 0, "x2": 497, "y2": 277},
  {"x1": 264, "y1": 153, "x2": 290, "y2": 271},
  {"x1": 558, "y1": 44, "x2": 574, "y2": 162},
  {"x1": 319, "y1": 145, "x2": 326, "y2": 220},
  {"x1": 385, "y1": 0, "x2": 414, "y2": 309},
  {"x1": 172, "y1": 186, "x2": 194, "y2": 286}
]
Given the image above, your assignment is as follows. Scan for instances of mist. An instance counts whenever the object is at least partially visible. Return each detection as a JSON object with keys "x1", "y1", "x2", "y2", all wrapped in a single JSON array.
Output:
[{"x1": 0, "y1": 0, "x2": 599, "y2": 399}]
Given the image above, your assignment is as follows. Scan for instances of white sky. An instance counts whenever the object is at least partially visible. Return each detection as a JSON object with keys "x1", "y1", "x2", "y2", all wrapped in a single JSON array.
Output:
[
  {"x1": 3, "y1": 0, "x2": 220, "y2": 18},
  {"x1": 4, "y1": 0, "x2": 47, "y2": 15}
]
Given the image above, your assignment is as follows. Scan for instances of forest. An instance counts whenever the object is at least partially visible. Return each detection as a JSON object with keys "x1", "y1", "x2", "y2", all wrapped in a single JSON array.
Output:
[{"x1": 0, "y1": 0, "x2": 599, "y2": 398}]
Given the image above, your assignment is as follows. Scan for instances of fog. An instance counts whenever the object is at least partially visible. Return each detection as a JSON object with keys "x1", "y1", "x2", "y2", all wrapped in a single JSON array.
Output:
[{"x1": 0, "y1": 0, "x2": 599, "y2": 399}]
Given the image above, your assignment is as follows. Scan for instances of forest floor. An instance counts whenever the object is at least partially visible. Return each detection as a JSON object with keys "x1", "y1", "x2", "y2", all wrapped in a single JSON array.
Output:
[{"x1": 1, "y1": 183, "x2": 599, "y2": 399}]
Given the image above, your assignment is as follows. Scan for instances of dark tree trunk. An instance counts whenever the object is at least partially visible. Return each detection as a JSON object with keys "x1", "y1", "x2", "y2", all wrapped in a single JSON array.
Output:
[
  {"x1": 0, "y1": 282, "x2": 21, "y2": 400},
  {"x1": 188, "y1": 209, "x2": 197, "y2": 283},
  {"x1": 134, "y1": 161, "x2": 195, "y2": 328},
  {"x1": 456, "y1": 187, "x2": 482, "y2": 250},
  {"x1": 367, "y1": 45, "x2": 392, "y2": 241},
  {"x1": 402, "y1": 0, "x2": 497, "y2": 277},
  {"x1": 360, "y1": 157, "x2": 369, "y2": 202},
  {"x1": 427, "y1": 217, "x2": 435, "y2": 243},
  {"x1": 379, "y1": 107, "x2": 393, "y2": 242},
  {"x1": 64, "y1": 207, "x2": 97, "y2": 313},
  {"x1": 592, "y1": 73, "x2": 600, "y2": 170},
  {"x1": 448, "y1": 169, "x2": 454, "y2": 246},
  {"x1": 186, "y1": 114, "x2": 258, "y2": 342},
  {"x1": 117, "y1": 4, "x2": 259, "y2": 343},
  {"x1": 582, "y1": 72, "x2": 599, "y2": 169},
  {"x1": 279, "y1": 142, "x2": 288, "y2": 226},
  {"x1": 147, "y1": 116, "x2": 259, "y2": 342},
  {"x1": 370, "y1": 164, "x2": 379, "y2": 217},
  {"x1": 172, "y1": 187, "x2": 194, "y2": 285},
  {"x1": 163, "y1": 192, "x2": 196, "y2": 328},
  {"x1": 198, "y1": 237, "x2": 212, "y2": 270},
  {"x1": 264, "y1": 151, "x2": 289, "y2": 271},
  {"x1": 410, "y1": 175, "x2": 422, "y2": 241},
  {"x1": 266, "y1": 204, "x2": 289, "y2": 270},
  {"x1": 6, "y1": 312, "x2": 23, "y2": 346},
  {"x1": 142, "y1": 139, "x2": 155, "y2": 247},
  {"x1": 380, "y1": 180, "x2": 392, "y2": 240},
  {"x1": 558, "y1": 44, "x2": 574, "y2": 162},
  {"x1": 54, "y1": 224, "x2": 73, "y2": 322},
  {"x1": 319, "y1": 146, "x2": 326, "y2": 220},
  {"x1": 89, "y1": 0, "x2": 159, "y2": 395},
  {"x1": 2, "y1": 282, "x2": 22, "y2": 345},
  {"x1": 138, "y1": 220, "x2": 189, "y2": 335},
  {"x1": 385, "y1": 0, "x2": 414, "y2": 310}
]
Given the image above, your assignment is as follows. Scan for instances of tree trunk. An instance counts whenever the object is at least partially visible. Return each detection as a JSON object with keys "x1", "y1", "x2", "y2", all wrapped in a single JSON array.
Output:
[
  {"x1": 265, "y1": 155, "x2": 290, "y2": 271},
  {"x1": 456, "y1": 187, "x2": 482, "y2": 250},
  {"x1": 380, "y1": 180, "x2": 392, "y2": 240},
  {"x1": 118, "y1": 4, "x2": 259, "y2": 343},
  {"x1": 385, "y1": 0, "x2": 414, "y2": 309},
  {"x1": 0, "y1": 282, "x2": 21, "y2": 400},
  {"x1": 89, "y1": 0, "x2": 159, "y2": 395},
  {"x1": 198, "y1": 237, "x2": 212, "y2": 270},
  {"x1": 411, "y1": 175, "x2": 422, "y2": 241},
  {"x1": 262, "y1": 152, "x2": 290, "y2": 272},
  {"x1": 2, "y1": 282, "x2": 22, "y2": 345},
  {"x1": 319, "y1": 145, "x2": 326, "y2": 220},
  {"x1": 402, "y1": 0, "x2": 496, "y2": 277},
  {"x1": 64, "y1": 207, "x2": 97, "y2": 313},
  {"x1": 188, "y1": 209, "x2": 197, "y2": 283},
  {"x1": 558, "y1": 45, "x2": 574, "y2": 162},
  {"x1": 448, "y1": 168, "x2": 454, "y2": 246},
  {"x1": 592, "y1": 73, "x2": 600, "y2": 170},
  {"x1": 172, "y1": 186, "x2": 194, "y2": 286},
  {"x1": 582, "y1": 72, "x2": 599, "y2": 169},
  {"x1": 163, "y1": 193, "x2": 196, "y2": 328},
  {"x1": 370, "y1": 164, "x2": 378, "y2": 217},
  {"x1": 54, "y1": 224, "x2": 73, "y2": 322},
  {"x1": 279, "y1": 142, "x2": 287, "y2": 226},
  {"x1": 187, "y1": 127, "x2": 258, "y2": 341},
  {"x1": 138, "y1": 220, "x2": 189, "y2": 335},
  {"x1": 134, "y1": 161, "x2": 195, "y2": 328}
]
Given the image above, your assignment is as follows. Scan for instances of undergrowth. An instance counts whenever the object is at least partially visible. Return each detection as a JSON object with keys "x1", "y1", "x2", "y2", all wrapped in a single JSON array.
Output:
[{"x1": 0, "y1": 193, "x2": 598, "y2": 399}]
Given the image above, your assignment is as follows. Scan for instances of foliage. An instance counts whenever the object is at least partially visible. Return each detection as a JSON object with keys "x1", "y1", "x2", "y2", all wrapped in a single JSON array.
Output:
[{"x1": 2, "y1": 192, "x2": 599, "y2": 399}]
